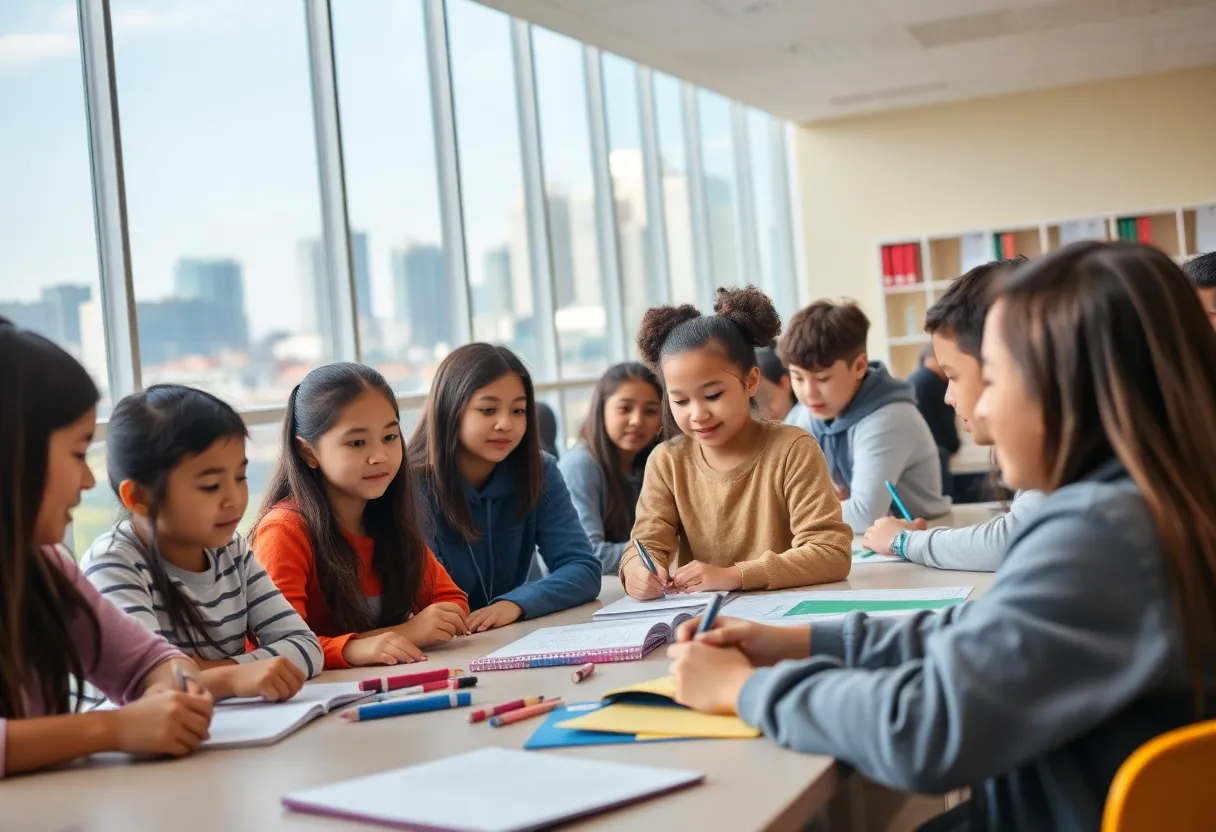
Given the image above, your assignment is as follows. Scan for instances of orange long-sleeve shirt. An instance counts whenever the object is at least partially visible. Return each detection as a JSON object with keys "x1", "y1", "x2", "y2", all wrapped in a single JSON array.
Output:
[{"x1": 253, "y1": 504, "x2": 468, "y2": 669}]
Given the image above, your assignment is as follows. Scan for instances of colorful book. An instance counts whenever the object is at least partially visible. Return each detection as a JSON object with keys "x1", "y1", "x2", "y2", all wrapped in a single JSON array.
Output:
[
  {"x1": 469, "y1": 614, "x2": 693, "y2": 672},
  {"x1": 882, "y1": 245, "x2": 894, "y2": 287}
]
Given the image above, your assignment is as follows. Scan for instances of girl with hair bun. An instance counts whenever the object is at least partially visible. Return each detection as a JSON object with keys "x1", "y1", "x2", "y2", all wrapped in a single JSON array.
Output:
[{"x1": 622, "y1": 286, "x2": 852, "y2": 600}]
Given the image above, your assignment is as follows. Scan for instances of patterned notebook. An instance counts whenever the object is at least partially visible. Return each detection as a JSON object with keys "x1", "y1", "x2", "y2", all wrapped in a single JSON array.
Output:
[{"x1": 469, "y1": 614, "x2": 694, "y2": 672}]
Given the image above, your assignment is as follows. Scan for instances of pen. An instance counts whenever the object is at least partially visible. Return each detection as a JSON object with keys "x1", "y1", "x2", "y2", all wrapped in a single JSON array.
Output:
[
  {"x1": 342, "y1": 691, "x2": 472, "y2": 722},
  {"x1": 885, "y1": 480, "x2": 914, "y2": 522},
  {"x1": 359, "y1": 668, "x2": 464, "y2": 693},
  {"x1": 373, "y1": 676, "x2": 477, "y2": 702},
  {"x1": 468, "y1": 696, "x2": 546, "y2": 724},
  {"x1": 695, "y1": 593, "x2": 726, "y2": 636},
  {"x1": 174, "y1": 665, "x2": 188, "y2": 692},
  {"x1": 631, "y1": 538, "x2": 668, "y2": 596}
]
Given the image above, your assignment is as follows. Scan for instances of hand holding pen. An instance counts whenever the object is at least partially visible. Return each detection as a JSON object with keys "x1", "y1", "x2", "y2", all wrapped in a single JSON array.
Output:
[{"x1": 624, "y1": 538, "x2": 672, "y2": 599}]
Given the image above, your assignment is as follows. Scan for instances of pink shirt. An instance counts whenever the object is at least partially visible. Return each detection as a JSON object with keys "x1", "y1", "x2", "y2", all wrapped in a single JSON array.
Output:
[{"x1": 0, "y1": 547, "x2": 185, "y2": 778}]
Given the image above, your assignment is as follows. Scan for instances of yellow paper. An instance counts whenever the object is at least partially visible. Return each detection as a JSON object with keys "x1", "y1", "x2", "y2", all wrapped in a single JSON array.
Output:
[
  {"x1": 557, "y1": 703, "x2": 760, "y2": 739},
  {"x1": 602, "y1": 675, "x2": 677, "y2": 701},
  {"x1": 635, "y1": 733, "x2": 696, "y2": 741}
]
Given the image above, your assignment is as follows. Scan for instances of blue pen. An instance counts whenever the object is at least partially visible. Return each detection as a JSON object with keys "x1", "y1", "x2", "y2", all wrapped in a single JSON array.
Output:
[
  {"x1": 341, "y1": 691, "x2": 471, "y2": 722},
  {"x1": 695, "y1": 593, "x2": 726, "y2": 635},
  {"x1": 885, "y1": 480, "x2": 914, "y2": 522},
  {"x1": 631, "y1": 537, "x2": 658, "y2": 575}
]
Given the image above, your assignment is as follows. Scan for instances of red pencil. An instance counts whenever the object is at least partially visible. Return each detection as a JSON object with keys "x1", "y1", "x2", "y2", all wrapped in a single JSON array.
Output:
[
  {"x1": 467, "y1": 696, "x2": 546, "y2": 724},
  {"x1": 488, "y1": 698, "x2": 563, "y2": 728},
  {"x1": 375, "y1": 677, "x2": 478, "y2": 701},
  {"x1": 359, "y1": 668, "x2": 464, "y2": 693}
]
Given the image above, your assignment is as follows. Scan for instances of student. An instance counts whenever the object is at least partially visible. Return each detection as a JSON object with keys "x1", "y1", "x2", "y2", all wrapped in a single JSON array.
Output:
[
  {"x1": 668, "y1": 241, "x2": 1216, "y2": 831},
  {"x1": 755, "y1": 344, "x2": 796, "y2": 422},
  {"x1": 407, "y1": 343, "x2": 601, "y2": 632},
  {"x1": 621, "y1": 287, "x2": 852, "y2": 600},
  {"x1": 0, "y1": 319, "x2": 213, "y2": 777},
  {"x1": 81, "y1": 385, "x2": 322, "y2": 702},
  {"x1": 253, "y1": 363, "x2": 469, "y2": 670},
  {"x1": 1185, "y1": 250, "x2": 1216, "y2": 329},
  {"x1": 559, "y1": 362, "x2": 663, "y2": 575},
  {"x1": 908, "y1": 345, "x2": 959, "y2": 498},
  {"x1": 862, "y1": 260, "x2": 1045, "y2": 571},
  {"x1": 782, "y1": 300, "x2": 950, "y2": 533}
]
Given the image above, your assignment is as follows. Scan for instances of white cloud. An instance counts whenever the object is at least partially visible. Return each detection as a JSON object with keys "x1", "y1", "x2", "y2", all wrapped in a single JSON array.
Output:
[
  {"x1": 110, "y1": 7, "x2": 203, "y2": 37},
  {"x1": 0, "y1": 33, "x2": 78, "y2": 71}
]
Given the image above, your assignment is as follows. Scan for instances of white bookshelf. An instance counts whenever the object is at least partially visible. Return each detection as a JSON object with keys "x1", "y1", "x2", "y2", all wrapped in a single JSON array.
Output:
[{"x1": 876, "y1": 201, "x2": 1216, "y2": 378}]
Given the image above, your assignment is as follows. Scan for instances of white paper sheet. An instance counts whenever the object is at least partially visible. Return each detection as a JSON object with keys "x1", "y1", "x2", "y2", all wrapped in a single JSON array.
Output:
[{"x1": 723, "y1": 587, "x2": 973, "y2": 625}]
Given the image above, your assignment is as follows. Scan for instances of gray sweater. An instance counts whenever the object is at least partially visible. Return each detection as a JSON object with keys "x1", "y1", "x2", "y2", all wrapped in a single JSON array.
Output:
[
  {"x1": 558, "y1": 443, "x2": 644, "y2": 575},
  {"x1": 903, "y1": 490, "x2": 1047, "y2": 572},
  {"x1": 788, "y1": 401, "x2": 952, "y2": 533},
  {"x1": 737, "y1": 459, "x2": 1213, "y2": 831}
]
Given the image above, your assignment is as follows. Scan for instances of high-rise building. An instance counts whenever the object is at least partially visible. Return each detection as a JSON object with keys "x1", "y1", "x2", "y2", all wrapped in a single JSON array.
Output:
[
  {"x1": 173, "y1": 258, "x2": 249, "y2": 349},
  {"x1": 296, "y1": 232, "x2": 373, "y2": 347},
  {"x1": 391, "y1": 243, "x2": 448, "y2": 349},
  {"x1": 479, "y1": 245, "x2": 514, "y2": 316},
  {"x1": 0, "y1": 283, "x2": 92, "y2": 349}
]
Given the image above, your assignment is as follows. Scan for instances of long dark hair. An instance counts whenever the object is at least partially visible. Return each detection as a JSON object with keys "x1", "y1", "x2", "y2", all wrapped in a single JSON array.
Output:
[
  {"x1": 0, "y1": 318, "x2": 101, "y2": 718},
  {"x1": 578, "y1": 363, "x2": 661, "y2": 541},
  {"x1": 255, "y1": 363, "x2": 426, "y2": 633},
  {"x1": 636, "y1": 286, "x2": 782, "y2": 436},
  {"x1": 994, "y1": 241, "x2": 1216, "y2": 715},
  {"x1": 105, "y1": 385, "x2": 247, "y2": 652},
  {"x1": 407, "y1": 344, "x2": 543, "y2": 541}
]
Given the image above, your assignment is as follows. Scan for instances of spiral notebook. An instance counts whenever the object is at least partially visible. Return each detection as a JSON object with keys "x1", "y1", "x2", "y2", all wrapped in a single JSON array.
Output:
[{"x1": 469, "y1": 614, "x2": 693, "y2": 672}]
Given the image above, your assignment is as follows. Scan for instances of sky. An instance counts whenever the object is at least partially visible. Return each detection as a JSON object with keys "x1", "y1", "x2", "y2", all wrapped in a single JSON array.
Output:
[{"x1": 0, "y1": 0, "x2": 757, "y2": 341}]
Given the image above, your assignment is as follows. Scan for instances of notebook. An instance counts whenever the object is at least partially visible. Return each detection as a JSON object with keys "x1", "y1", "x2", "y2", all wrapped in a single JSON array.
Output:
[
  {"x1": 554, "y1": 676, "x2": 760, "y2": 740},
  {"x1": 205, "y1": 682, "x2": 372, "y2": 749},
  {"x1": 469, "y1": 614, "x2": 692, "y2": 672},
  {"x1": 524, "y1": 702, "x2": 698, "y2": 750},
  {"x1": 591, "y1": 591, "x2": 731, "y2": 621},
  {"x1": 282, "y1": 747, "x2": 705, "y2": 831}
]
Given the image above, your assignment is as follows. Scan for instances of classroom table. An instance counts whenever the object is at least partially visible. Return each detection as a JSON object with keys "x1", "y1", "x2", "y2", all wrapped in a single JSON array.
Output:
[{"x1": 0, "y1": 565, "x2": 994, "y2": 832}]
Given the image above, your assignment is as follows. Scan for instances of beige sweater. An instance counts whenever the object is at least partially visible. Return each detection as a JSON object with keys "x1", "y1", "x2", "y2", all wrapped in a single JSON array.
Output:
[{"x1": 622, "y1": 421, "x2": 852, "y2": 591}]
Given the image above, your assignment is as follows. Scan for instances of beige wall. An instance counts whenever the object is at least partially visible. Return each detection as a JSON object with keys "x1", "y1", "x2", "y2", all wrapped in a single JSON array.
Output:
[{"x1": 794, "y1": 64, "x2": 1216, "y2": 361}]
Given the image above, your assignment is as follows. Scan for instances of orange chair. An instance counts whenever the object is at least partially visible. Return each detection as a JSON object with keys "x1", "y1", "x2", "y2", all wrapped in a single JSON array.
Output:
[{"x1": 1102, "y1": 719, "x2": 1216, "y2": 832}]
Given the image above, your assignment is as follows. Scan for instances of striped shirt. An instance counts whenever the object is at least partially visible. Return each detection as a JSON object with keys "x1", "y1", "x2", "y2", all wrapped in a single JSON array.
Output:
[{"x1": 80, "y1": 522, "x2": 322, "y2": 683}]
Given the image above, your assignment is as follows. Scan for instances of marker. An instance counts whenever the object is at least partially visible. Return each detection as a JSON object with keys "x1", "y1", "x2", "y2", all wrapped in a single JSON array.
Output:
[
  {"x1": 695, "y1": 592, "x2": 726, "y2": 636},
  {"x1": 571, "y1": 662, "x2": 595, "y2": 683},
  {"x1": 374, "y1": 676, "x2": 477, "y2": 702},
  {"x1": 342, "y1": 691, "x2": 472, "y2": 722},
  {"x1": 488, "y1": 698, "x2": 563, "y2": 728},
  {"x1": 631, "y1": 538, "x2": 667, "y2": 596},
  {"x1": 885, "y1": 480, "x2": 914, "y2": 522},
  {"x1": 359, "y1": 668, "x2": 464, "y2": 693},
  {"x1": 468, "y1": 696, "x2": 546, "y2": 724}
]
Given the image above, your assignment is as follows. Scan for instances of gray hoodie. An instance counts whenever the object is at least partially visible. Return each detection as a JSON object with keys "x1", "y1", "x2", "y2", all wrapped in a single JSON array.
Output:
[
  {"x1": 737, "y1": 459, "x2": 1214, "y2": 831},
  {"x1": 903, "y1": 490, "x2": 1047, "y2": 572}
]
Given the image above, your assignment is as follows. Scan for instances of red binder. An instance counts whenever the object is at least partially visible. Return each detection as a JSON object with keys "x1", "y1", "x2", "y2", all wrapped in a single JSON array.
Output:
[
  {"x1": 1000, "y1": 233, "x2": 1016, "y2": 259},
  {"x1": 1136, "y1": 216, "x2": 1152, "y2": 244},
  {"x1": 882, "y1": 245, "x2": 894, "y2": 287}
]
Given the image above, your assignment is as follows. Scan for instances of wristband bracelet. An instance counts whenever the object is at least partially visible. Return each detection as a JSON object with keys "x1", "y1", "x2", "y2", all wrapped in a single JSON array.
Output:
[{"x1": 892, "y1": 529, "x2": 911, "y2": 560}]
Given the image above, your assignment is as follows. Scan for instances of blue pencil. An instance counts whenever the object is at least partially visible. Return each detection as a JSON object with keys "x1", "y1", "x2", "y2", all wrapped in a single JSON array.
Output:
[
  {"x1": 695, "y1": 593, "x2": 726, "y2": 635},
  {"x1": 341, "y1": 691, "x2": 471, "y2": 722},
  {"x1": 885, "y1": 480, "x2": 914, "y2": 522}
]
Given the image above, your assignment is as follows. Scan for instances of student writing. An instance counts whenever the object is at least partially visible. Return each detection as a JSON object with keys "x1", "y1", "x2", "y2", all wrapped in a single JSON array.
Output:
[
  {"x1": 81, "y1": 385, "x2": 321, "y2": 702},
  {"x1": 559, "y1": 362, "x2": 662, "y2": 575},
  {"x1": 0, "y1": 319, "x2": 212, "y2": 777},
  {"x1": 862, "y1": 259, "x2": 1045, "y2": 571},
  {"x1": 408, "y1": 344, "x2": 601, "y2": 632},
  {"x1": 783, "y1": 300, "x2": 951, "y2": 533},
  {"x1": 622, "y1": 286, "x2": 852, "y2": 600},
  {"x1": 668, "y1": 242, "x2": 1216, "y2": 831},
  {"x1": 253, "y1": 363, "x2": 469, "y2": 670}
]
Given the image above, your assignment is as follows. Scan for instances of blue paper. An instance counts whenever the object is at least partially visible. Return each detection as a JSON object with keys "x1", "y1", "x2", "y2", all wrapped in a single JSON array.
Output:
[{"x1": 523, "y1": 702, "x2": 701, "y2": 750}]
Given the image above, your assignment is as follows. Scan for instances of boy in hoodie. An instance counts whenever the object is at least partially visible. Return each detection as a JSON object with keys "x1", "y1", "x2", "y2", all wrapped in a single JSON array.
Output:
[{"x1": 782, "y1": 300, "x2": 951, "y2": 533}]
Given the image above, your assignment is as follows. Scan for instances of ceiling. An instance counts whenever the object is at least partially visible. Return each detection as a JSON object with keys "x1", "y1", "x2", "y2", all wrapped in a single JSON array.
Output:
[{"x1": 475, "y1": 0, "x2": 1216, "y2": 122}]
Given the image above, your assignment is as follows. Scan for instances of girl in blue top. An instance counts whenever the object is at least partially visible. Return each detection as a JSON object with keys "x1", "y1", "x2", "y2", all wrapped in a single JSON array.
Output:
[{"x1": 407, "y1": 343, "x2": 600, "y2": 632}]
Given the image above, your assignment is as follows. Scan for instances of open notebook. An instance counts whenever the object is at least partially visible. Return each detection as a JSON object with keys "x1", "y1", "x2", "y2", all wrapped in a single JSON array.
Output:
[
  {"x1": 282, "y1": 747, "x2": 704, "y2": 832},
  {"x1": 591, "y1": 591, "x2": 732, "y2": 622},
  {"x1": 469, "y1": 614, "x2": 692, "y2": 672},
  {"x1": 205, "y1": 682, "x2": 372, "y2": 749}
]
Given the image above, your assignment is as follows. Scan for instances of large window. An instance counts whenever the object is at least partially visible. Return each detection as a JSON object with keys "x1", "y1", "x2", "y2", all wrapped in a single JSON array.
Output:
[
  {"x1": 532, "y1": 27, "x2": 608, "y2": 379},
  {"x1": 112, "y1": 0, "x2": 326, "y2": 408},
  {"x1": 447, "y1": 0, "x2": 539, "y2": 367},
  {"x1": 697, "y1": 89, "x2": 743, "y2": 290},
  {"x1": 0, "y1": 2, "x2": 109, "y2": 408},
  {"x1": 652, "y1": 72, "x2": 697, "y2": 306},
  {"x1": 332, "y1": 0, "x2": 450, "y2": 394},
  {"x1": 747, "y1": 109, "x2": 797, "y2": 317}
]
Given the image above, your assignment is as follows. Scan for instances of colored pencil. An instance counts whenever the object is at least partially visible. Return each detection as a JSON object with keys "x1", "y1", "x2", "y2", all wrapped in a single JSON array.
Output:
[
  {"x1": 488, "y1": 698, "x2": 563, "y2": 728},
  {"x1": 467, "y1": 696, "x2": 546, "y2": 724},
  {"x1": 342, "y1": 691, "x2": 472, "y2": 722},
  {"x1": 374, "y1": 677, "x2": 477, "y2": 701},
  {"x1": 359, "y1": 668, "x2": 463, "y2": 693},
  {"x1": 885, "y1": 480, "x2": 914, "y2": 522}
]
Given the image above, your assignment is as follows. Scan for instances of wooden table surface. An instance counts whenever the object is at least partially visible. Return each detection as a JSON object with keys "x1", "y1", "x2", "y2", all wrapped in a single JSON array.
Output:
[{"x1": 0, "y1": 566, "x2": 995, "y2": 832}]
